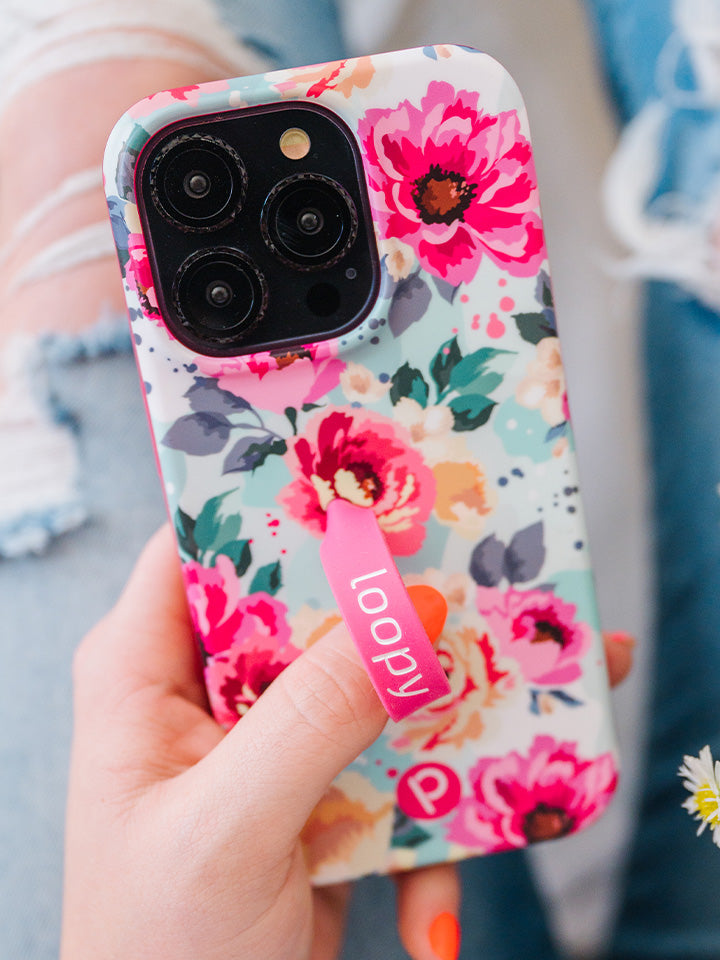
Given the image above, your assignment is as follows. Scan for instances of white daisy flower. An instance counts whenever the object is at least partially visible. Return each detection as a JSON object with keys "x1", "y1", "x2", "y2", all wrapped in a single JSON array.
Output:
[{"x1": 679, "y1": 745, "x2": 720, "y2": 846}]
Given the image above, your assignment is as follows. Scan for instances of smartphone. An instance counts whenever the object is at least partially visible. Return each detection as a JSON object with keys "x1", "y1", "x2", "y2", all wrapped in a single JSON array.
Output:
[{"x1": 104, "y1": 45, "x2": 618, "y2": 883}]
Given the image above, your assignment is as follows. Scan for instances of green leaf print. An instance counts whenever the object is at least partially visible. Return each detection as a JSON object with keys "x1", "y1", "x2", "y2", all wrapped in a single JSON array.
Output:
[
  {"x1": 194, "y1": 492, "x2": 240, "y2": 552},
  {"x1": 449, "y1": 394, "x2": 496, "y2": 431},
  {"x1": 249, "y1": 561, "x2": 283, "y2": 596},
  {"x1": 430, "y1": 336, "x2": 462, "y2": 397},
  {"x1": 174, "y1": 507, "x2": 198, "y2": 562},
  {"x1": 514, "y1": 311, "x2": 556, "y2": 344},
  {"x1": 214, "y1": 539, "x2": 253, "y2": 578},
  {"x1": 389, "y1": 362, "x2": 430, "y2": 407},
  {"x1": 391, "y1": 807, "x2": 432, "y2": 849}
]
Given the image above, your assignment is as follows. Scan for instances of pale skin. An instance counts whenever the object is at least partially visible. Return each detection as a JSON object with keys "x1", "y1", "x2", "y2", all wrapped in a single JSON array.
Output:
[
  {"x1": 61, "y1": 525, "x2": 633, "y2": 960},
  {"x1": 0, "y1": 45, "x2": 465, "y2": 960},
  {"x1": 0, "y1": 41, "x2": 634, "y2": 960}
]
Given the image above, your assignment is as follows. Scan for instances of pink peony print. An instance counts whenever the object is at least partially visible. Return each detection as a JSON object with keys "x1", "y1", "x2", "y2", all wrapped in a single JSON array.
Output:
[
  {"x1": 183, "y1": 555, "x2": 291, "y2": 657},
  {"x1": 358, "y1": 81, "x2": 546, "y2": 286},
  {"x1": 278, "y1": 408, "x2": 435, "y2": 555},
  {"x1": 183, "y1": 556, "x2": 298, "y2": 729},
  {"x1": 126, "y1": 233, "x2": 160, "y2": 319},
  {"x1": 391, "y1": 627, "x2": 513, "y2": 752},
  {"x1": 221, "y1": 352, "x2": 343, "y2": 415},
  {"x1": 477, "y1": 586, "x2": 592, "y2": 685},
  {"x1": 196, "y1": 341, "x2": 344, "y2": 415},
  {"x1": 447, "y1": 736, "x2": 618, "y2": 851},
  {"x1": 205, "y1": 635, "x2": 301, "y2": 729}
]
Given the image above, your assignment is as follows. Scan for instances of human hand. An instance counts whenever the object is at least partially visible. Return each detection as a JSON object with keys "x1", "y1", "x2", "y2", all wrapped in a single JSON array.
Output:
[{"x1": 61, "y1": 526, "x2": 633, "y2": 960}]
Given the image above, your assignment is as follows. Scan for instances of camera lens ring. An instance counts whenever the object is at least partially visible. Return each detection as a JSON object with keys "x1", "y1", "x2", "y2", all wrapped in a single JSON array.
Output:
[
  {"x1": 150, "y1": 133, "x2": 247, "y2": 232},
  {"x1": 172, "y1": 247, "x2": 268, "y2": 345},
  {"x1": 261, "y1": 173, "x2": 358, "y2": 270}
]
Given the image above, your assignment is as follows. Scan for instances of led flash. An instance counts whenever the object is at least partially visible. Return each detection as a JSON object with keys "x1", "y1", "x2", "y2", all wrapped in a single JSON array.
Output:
[{"x1": 280, "y1": 127, "x2": 311, "y2": 160}]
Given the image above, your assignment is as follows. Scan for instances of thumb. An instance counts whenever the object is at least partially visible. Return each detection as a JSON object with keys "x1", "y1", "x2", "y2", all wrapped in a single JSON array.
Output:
[{"x1": 186, "y1": 587, "x2": 446, "y2": 850}]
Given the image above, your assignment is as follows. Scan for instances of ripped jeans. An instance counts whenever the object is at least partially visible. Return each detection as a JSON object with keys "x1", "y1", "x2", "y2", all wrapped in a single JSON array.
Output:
[{"x1": 4, "y1": 2, "x2": 720, "y2": 959}]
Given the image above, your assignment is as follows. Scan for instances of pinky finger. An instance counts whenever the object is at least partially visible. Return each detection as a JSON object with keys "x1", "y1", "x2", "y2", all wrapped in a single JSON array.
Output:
[{"x1": 395, "y1": 862, "x2": 461, "y2": 960}]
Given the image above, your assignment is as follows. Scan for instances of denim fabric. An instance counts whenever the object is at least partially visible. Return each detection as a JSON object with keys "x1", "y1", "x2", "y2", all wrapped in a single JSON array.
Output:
[
  {"x1": 341, "y1": 851, "x2": 558, "y2": 960},
  {"x1": 0, "y1": 3, "x2": 347, "y2": 957},
  {"x1": 213, "y1": 0, "x2": 346, "y2": 66},
  {"x1": 584, "y1": 0, "x2": 674, "y2": 123},
  {"x1": 587, "y1": 0, "x2": 720, "y2": 204},
  {"x1": 587, "y1": 2, "x2": 720, "y2": 956},
  {"x1": 0, "y1": 366, "x2": 553, "y2": 960},
  {"x1": 610, "y1": 283, "x2": 720, "y2": 958},
  {"x1": 9, "y1": 2, "x2": 719, "y2": 958},
  {"x1": 0, "y1": 351, "x2": 166, "y2": 958}
]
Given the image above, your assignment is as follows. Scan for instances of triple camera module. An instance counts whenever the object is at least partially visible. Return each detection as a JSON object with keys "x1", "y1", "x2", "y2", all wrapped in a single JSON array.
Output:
[{"x1": 137, "y1": 105, "x2": 378, "y2": 356}]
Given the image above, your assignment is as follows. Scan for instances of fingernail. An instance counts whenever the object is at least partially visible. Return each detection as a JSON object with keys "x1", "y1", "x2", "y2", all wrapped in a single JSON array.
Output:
[
  {"x1": 407, "y1": 585, "x2": 448, "y2": 646},
  {"x1": 429, "y1": 911, "x2": 460, "y2": 960},
  {"x1": 606, "y1": 630, "x2": 636, "y2": 648}
]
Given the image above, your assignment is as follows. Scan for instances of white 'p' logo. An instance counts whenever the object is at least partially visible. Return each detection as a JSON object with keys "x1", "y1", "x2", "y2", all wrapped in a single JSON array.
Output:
[{"x1": 397, "y1": 763, "x2": 462, "y2": 820}]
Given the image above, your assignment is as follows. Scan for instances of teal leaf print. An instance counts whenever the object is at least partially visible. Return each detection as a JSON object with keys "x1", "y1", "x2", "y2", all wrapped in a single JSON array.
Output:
[
  {"x1": 250, "y1": 561, "x2": 283, "y2": 596},
  {"x1": 285, "y1": 406, "x2": 298, "y2": 435},
  {"x1": 194, "y1": 492, "x2": 240, "y2": 552},
  {"x1": 215, "y1": 539, "x2": 252, "y2": 577},
  {"x1": 449, "y1": 394, "x2": 496, "y2": 431},
  {"x1": 162, "y1": 412, "x2": 231, "y2": 455},
  {"x1": 430, "y1": 336, "x2": 462, "y2": 397},
  {"x1": 449, "y1": 347, "x2": 512, "y2": 396},
  {"x1": 390, "y1": 363, "x2": 430, "y2": 408},
  {"x1": 223, "y1": 434, "x2": 287, "y2": 473},
  {"x1": 388, "y1": 273, "x2": 432, "y2": 337},
  {"x1": 513, "y1": 311, "x2": 556, "y2": 344},
  {"x1": 174, "y1": 506, "x2": 198, "y2": 562},
  {"x1": 391, "y1": 808, "x2": 432, "y2": 849}
]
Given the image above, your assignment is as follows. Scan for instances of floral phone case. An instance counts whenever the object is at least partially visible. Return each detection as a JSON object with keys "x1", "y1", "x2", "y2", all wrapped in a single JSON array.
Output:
[{"x1": 104, "y1": 45, "x2": 618, "y2": 884}]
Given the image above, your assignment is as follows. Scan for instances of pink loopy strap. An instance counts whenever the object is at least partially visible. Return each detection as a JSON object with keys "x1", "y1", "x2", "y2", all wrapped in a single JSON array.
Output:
[{"x1": 319, "y1": 499, "x2": 451, "y2": 721}]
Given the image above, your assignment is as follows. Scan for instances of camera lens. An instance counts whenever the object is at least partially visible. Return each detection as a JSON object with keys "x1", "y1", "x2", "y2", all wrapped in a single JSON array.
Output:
[
  {"x1": 150, "y1": 134, "x2": 247, "y2": 231},
  {"x1": 184, "y1": 171, "x2": 211, "y2": 199},
  {"x1": 173, "y1": 248, "x2": 267, "y2": 342},
  {"x1": 262, "y1": 174, "x2": 357, "y2": 268},
  {"x1": 298, "y1": 209, "x2": 323, "y2": 234}
]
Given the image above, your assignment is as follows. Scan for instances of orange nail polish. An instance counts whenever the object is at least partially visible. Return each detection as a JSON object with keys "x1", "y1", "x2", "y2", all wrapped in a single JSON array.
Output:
[
  {"x1": 407, "y1": 584, "x2": 448, "y2": 645},
  {"x1": 429, "y1": 911, "x2": 460, "y2": 960},
  {"x1": 606, "y1": 630, "x2": 636, "y2": 648}
]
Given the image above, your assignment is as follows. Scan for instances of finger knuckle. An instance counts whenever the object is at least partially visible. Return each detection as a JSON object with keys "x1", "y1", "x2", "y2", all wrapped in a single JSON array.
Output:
[{"x1": 283, "y1": 649, "x2": 373, "y2": 746}]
